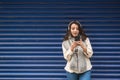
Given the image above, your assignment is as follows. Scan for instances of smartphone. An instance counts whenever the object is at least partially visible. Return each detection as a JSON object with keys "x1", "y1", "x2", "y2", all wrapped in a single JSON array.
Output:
[{"x1": 75, "y1": 34, "x2": 81, "y2": 41}]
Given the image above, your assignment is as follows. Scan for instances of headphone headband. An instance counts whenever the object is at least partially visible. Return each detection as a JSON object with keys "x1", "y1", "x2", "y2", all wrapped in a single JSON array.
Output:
[{"x1": 68, "y1": 20, "x2": 82, "y2": 30}]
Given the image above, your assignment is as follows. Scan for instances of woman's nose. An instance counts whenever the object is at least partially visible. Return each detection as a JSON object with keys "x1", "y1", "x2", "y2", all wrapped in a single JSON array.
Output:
[{"x1": 74, "y1": 29, "x2": 77, "y2": 31}]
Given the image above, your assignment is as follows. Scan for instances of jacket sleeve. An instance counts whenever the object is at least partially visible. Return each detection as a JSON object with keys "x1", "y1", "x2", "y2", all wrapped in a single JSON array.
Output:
[
  {"x1": 62, "y1": 42, "x2": 74, "y2": 61},
  {"x1": 83, "y1": 38, "x2": 93, "y2": 58}
]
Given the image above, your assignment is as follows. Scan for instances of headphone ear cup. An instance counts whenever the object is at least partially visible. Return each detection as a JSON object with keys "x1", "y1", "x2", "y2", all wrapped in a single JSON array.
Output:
[
  {"x1": 68, "y1": 26, "x2": 69, "y2": 30},
  {"x1": 68, "y1": 21, "x2": 73, "y2": 30},
  {"x1": 68, "y1": 23, "x2": 70, "y2": 30}
]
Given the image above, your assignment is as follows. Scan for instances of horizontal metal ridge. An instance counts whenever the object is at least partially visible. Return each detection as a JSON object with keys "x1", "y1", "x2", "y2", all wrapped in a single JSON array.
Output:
[
  {"x1": 0, "y1": 15, "x2": 120, "y2": 18},
  {"x1": 92, "y1": 42, "x2": 120, "y2": 45},
  {"x1": 0, "y1": 64, "x2": 119, "y2": 67},
  {"x1": 0, "y1": 24, "x2": 120, "y2": 26},
  {"x1": 1, "y1": 11, "x2": 120, "y2": 13},
  {"x1": 0, "y1": 51, "x2": 61, "y2": 53},
  {"x1": 0, "y1": 42, "x2": 62, "y2": 44},
  {"x1": 0, "y1": 42, "x2": 120, "y2": 45},
  {"x1": 92, "y1": 69, "x2": 120, "y2": 72},
  {"x1": 0, "y1": 55, "x2": 63, "y2": 57},
  {"x1": 0, "y1": 60, "x2": 64, "y2": 62},
  {"x1": 0, "y1": 28, "x2": 117, "y2": 30},
  {"x1": 0, "y1": 33, "x2": 120, "y2": 35},
  {"x1": 93, "y1": 65, "x2": 120, "y2": 67},
  {"x1": 0, "y1": 28, "x2": 119, "y2": 30},
  {"x1": 0, "y1": 47, "x2": 62, "y2": 49},
  {"x1": 92, "y1": 78, "x2": 119, "y2": 80},
  {"x1": 0, "y1": 73, "x2": 65, "y2": 75},
  {"x1": 0, "y1": 78, "x2": 66, "y2": 80},
  {"x1": 93, "y1": 51, "x2": 120, "y2": 54},
  {"x1": 0, "y1": 38, "x2": 62, "y2": 40},
  {"x1": 92, "y1": 61, "x2": 120, "y2": 63},
  {"x1": 0, "y1": 64, "x2": 64, "y2": 67},
  {"x1": 0, "y1": 69, "x2": 64, "y2": 71},
  {"x1": 93, "y1": 73, "x2": 120, "y2": 76},
  {"x1": 0, "y1": 73, "x2": 119, "y2": 76},
  {"x1": 0, "y1": 69, "x2": 119, "y2": 72},
  {"x1": 93, "y1": 56, "x2": 120, "y2": 58},
  {"x1": 0, "y1": 20, "x2": 119, "y2": 23},
  {"x1": 0, "y1": 6, "x2": 120, "y2": 8},
  {"x1": 0, "y1": 1, "x2": 120, "y2": 4},
  {"x1": 1, "y1": 46, "x2": 120, "y2": 49},
  {"x1": 0, "y1": 33, "x2": 64, "y2": 35},
  {"x1": 0, "y1": 37, "x2": 119, "y2": 40}
]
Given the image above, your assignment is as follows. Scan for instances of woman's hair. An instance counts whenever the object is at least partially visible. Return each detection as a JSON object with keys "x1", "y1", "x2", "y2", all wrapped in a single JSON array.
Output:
[{"x1": 63, "y1": 20, "x2": 87, "y2": 41}]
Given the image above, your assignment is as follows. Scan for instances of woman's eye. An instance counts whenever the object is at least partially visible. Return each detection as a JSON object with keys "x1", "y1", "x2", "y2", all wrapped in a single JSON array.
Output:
[{"x1": 71, "y1": 28, "x2": 75, "y2": 30}]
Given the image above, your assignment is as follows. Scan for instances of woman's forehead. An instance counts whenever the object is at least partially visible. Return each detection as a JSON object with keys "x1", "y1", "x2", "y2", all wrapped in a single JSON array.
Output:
[{"x1": 71, "y1": 24, "x2": 78, "y2": 27}]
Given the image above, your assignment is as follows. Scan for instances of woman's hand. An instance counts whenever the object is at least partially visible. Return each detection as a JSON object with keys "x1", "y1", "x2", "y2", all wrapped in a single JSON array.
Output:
[
  {"x1": 71, "y1": 41, "x2": 78, "y2": 51},
  {"x1": 77, "y1": 39, "x2": 87, "y2": 53},
  {"x1": 77, "y1": 39, "x2": 83, "y2": 47}
]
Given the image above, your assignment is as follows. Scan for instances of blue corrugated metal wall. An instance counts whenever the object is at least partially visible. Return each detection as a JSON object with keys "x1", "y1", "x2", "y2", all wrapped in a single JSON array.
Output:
[{"x1": 0, "y1": 0, "x2": 120, "y2": 80}]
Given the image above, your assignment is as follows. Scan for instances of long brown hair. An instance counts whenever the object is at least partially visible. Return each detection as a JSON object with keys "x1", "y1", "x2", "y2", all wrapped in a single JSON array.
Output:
[{"x1": 63, "y1": 20, "x2": 87, "y2": 41}]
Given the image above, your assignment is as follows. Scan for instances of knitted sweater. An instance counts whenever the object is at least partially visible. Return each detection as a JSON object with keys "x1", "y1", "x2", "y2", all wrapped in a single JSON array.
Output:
[{"x1": 62, "y1": 37, "x2": 93, "y2": 73}]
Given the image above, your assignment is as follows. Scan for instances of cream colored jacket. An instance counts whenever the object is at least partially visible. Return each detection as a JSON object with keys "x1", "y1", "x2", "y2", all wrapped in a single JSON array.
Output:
[{"x1": 62, "y1": 37, "x2": 93, "y2": 73}]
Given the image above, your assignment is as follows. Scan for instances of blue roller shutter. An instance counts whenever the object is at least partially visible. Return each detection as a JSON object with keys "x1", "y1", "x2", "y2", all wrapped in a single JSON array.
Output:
[{"x1": 0, "y1": 0, "x2": 120, "y2": 80}]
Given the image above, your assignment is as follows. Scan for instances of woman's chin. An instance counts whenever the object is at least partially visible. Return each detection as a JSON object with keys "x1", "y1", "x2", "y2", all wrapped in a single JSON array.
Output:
[{"x1": 73, "y1": 35, "x2": 78, "y2": 37}]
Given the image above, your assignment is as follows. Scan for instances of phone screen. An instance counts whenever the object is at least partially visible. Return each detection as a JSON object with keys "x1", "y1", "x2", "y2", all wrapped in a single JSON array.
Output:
[{"x1": 75, "y1": 34, "x2": 81, "y2": 41}]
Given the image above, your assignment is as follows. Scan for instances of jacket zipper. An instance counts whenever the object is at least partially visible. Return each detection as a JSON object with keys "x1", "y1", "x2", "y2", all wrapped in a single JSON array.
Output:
[{"x1": 75, "y1": 49, "x2": 78, "y2": 70}]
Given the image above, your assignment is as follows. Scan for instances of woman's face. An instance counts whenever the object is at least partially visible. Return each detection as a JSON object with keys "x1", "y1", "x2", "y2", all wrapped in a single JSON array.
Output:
[{"x1": 70, "y1": 23, "x2": 79, "y2": 37}]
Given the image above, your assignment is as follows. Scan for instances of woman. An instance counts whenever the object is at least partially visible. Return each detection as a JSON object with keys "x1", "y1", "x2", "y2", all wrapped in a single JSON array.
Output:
[{"x1": 62, "y1": 21, "x2": 93, "y2": 80}]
